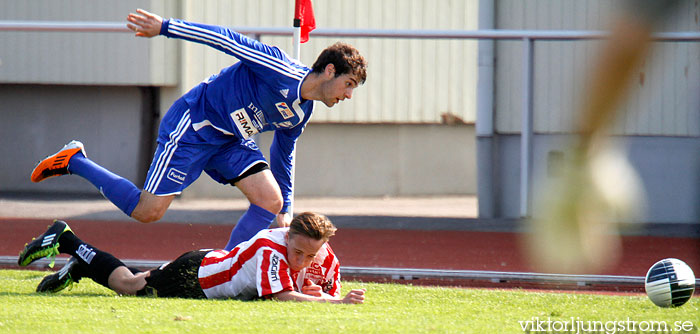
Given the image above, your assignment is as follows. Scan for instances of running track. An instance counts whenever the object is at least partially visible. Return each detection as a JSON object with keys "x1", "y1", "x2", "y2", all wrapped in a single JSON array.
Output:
[{"x1": 4, "y1": 217, "x2": 699, "y2": 293}]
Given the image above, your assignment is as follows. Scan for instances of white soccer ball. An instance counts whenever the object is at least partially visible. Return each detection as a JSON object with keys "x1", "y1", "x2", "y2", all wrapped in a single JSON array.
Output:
[{"x1": 645, "y1": 258, "x2": 695, "y2": 307}]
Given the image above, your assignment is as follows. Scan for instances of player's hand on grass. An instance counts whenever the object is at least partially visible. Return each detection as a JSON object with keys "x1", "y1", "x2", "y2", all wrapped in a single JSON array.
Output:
[
  {"x1": 273, "y1": 289, "x2": 366, "y2": 304},
  {"x1": 301, "y1": 279, "x2": 323, "y2": 297},
  {"x1": 341, "y1": 289, "x2": 366, "y2": 304},
  {"x1": 127, "y1": 8, "x2": 163, "y2": 38}
]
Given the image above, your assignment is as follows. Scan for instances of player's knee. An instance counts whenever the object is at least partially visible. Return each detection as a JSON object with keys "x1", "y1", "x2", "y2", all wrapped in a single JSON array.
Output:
[
  {"x1": 130, "y1": 193, "x2": 174, "y2": 223},
  {"x1": 108, "y1": 267, "x2": 144, "y2": 295},
  {"x1": 264, "y1": 196, "x2": 283, "y2": 214},
  {"x1": 131, "y1": 204, "x2": 167, "y2": 223},
  {"x1": 140, "y1": 209, "x2": 166, "y2": 223},
  {"x1": 137, "y1": 212, "x2": 164, "y2": 224},
  {"x1": 255, "y1": 192, "x2": 283, "y2": 214}
]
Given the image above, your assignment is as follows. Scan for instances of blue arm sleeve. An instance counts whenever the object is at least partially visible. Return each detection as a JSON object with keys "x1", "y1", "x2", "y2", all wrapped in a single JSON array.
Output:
[
  {"x1": 160, "y1": 19, "x2": 306, "y2": 80},
  {"x1": 270, "y1": 113, "x2": 310, "y2": 213}
]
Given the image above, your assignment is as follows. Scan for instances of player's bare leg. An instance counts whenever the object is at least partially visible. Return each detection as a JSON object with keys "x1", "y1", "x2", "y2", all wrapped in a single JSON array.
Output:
[
  {"x1": 130, "y1": 192, "x2": 175, "y2": 223},
  {"x1": 107, "y1": 266, "x2": 149, "y2": 295},
  {"x1": 224, "y1": 170, "x2": 283, "y2": 250},
  {"x1": 234, "y1": 170, "x2": 283, "y2": 215}
]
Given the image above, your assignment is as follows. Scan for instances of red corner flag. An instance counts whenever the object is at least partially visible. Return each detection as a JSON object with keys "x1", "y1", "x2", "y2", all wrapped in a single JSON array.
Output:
[{"x1": 294, "y1": 0, "x2": 316, "y2": 43}]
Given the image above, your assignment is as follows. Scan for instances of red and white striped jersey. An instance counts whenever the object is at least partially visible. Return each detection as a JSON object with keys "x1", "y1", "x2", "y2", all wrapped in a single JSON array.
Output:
[
  {"x1": 197, "y1": 228, "x2": 341, "y2": 300},
  {"x1": 292, "y1": 241, "x2": 341, "y2": 297}
]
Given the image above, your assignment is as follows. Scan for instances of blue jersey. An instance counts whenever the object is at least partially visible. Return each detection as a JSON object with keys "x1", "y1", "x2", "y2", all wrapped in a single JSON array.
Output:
[{"x1": 159, "y1": 19, "x2": 315, "y2": 213}]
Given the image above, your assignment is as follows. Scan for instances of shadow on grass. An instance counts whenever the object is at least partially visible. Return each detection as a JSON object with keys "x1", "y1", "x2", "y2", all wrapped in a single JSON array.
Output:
[{"x1": 0, "y1": 291, "x2": 115, "y2": 298}]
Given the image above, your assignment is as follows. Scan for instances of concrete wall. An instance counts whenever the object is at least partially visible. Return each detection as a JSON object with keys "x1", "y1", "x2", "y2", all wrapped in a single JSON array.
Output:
[
  {"x1": 0, "y1": 85, "x2": 477, "y2": 198},
  {"x1": 490, "y1": 134, "x2": 700, "y2": 223},
  {"x1": 0, "y1": 85, "x2": 153, "y2": 194},
  {"x1": 181, "y1": 123, "x2": 477, "y2": 199}
]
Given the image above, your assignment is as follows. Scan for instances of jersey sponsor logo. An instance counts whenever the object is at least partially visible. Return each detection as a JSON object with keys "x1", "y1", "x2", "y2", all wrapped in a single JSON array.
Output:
[
  {"x1": 242, "y1": 139, "x2": 259, "y2": 151},
  {"x1": 279, "y1": 89, "x2": 289, "y2": 98},
  {"x1": 272, "y1": 121, "x2": 293, "y2": 129},
  {"x1": 247, "y1": 102, "x2": 261, "y2": 114},
  {"x1": 231, "y1": 108, "x2": 260, "y2": 139},
  {"x1": 253, "y1": 111, "x2": 267, "y2": 128},
  {"x1": 77, "y1": 244, "x2": 96, "y2": 264},
  {"x1": 166, "y1": 168, "x2": 187, "y2": 184},
  {"x1": 322, "y1": 278, "x2": 334, "y2": 293},
  {"x1": 247, "y1": 103, "x2": 268, "y2": 128},
  {"x1": 275, "y1": 102, "x2": 295, "y2": 120},
  {"x1": 270, "y1": 254, "x2": 280, "y2": 282},
  {"x1": 306, "y1": 262, "x2": 323, "y2": 276}
]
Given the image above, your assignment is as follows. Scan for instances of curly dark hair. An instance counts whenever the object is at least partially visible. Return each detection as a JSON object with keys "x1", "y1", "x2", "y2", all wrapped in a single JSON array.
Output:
[{"x1": 311, "y1": 42, "x2": 367, "y2": 84}]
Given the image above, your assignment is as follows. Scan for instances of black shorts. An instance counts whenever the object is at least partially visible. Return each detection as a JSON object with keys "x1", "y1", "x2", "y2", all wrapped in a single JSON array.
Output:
[
  {"x1": 227, "y1": 161, "x2": 269, "y2": 185},
  {"x1": 137, "y1": 250, "x2": 209, "y2": 299}
]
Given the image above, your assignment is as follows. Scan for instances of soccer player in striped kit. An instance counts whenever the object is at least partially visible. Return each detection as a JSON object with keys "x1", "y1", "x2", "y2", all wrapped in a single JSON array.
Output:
[
  {"x1": 30, "y1": 9, "x2": 367, "y2": 251},
  {"x1": 19, "y1": 212, "x2": 365, "y2": 303}
]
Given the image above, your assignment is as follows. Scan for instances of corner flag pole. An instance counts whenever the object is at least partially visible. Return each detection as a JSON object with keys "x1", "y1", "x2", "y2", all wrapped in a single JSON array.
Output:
[
  {"x1": 292, "y1": 27, "x2": 301, "y2": 60},
  {"x1": 289, "y1": 0, "x2": 313, "y2": 220},
  {"x1": 292, "y1": 0, "x2": 303, "y2": 60},
  {"x1": 293, "y1": 0, "x2": 315, "y2": 60}
]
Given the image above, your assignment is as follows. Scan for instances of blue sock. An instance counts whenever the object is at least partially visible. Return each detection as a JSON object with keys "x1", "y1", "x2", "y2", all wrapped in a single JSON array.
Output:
[
  {"x1": 68, "y1": 153, "x2": 141, "y2": 216},
  {"x1": 224, "y1": 204, "x2": 276, "y2": 250}
]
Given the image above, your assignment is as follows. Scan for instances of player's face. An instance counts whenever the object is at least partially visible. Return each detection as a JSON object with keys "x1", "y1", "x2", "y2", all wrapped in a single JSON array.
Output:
[
  {"x1": 321, "y1": 73, "x2": 359, "y2": 108},
  {"x1": 285, "y1": 233, "x2": 325, "y2": 272}
]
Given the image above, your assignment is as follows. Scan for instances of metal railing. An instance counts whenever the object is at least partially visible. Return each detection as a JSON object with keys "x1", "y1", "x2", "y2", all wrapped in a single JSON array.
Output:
[
  {"x1": 2, "y1": 21, "x2": 700, "y2": 40},
  {"x1": 2, "y1": 21, "x2": 700, "y2": 216},
  {"x1": 6, "y1": 256, "x2": 700, "y2": 289}
]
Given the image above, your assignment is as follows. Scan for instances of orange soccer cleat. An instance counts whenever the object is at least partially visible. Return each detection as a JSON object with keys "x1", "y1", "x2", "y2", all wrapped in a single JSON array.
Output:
[{"x1": 30, "y1": 140, "x2": 86, "y2": 183}]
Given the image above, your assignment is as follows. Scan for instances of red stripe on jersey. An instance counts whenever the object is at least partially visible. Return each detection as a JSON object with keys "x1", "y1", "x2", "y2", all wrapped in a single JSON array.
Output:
[
  {"x1": 277, "y1": 257, "x2": 293, "y2": 292},
  {"x1": 326, "y1": 243, "x2": 336, "y2": 257},
  {"x1": 199, "y1": 249, "x2": 240, "y2": 290},
  {"x1": 238, "y1": 238, "x2": 287, "y2": 266},
  {"x1": 200, "y1": 248, "x2": 238, "y2": 267},
  {"x1": 321, "y1": 245, "x2": 336, "y2": 270},
  {"x1": 260, "y1": 249, "x2": 272, "y2": 295},
  {"x1": 328, "y1": 261, "x2": 341, "y2": 296},
  {"x1": 260, "y1": 249, "x2": 294, "y2": 296},
  {"x1": 291, "y1": 272, "x2": 300, "y2": 291},
  {"x1": 199, "y1": 269, "x2": 232, "y2": 290},
  {"x1": 320, "y1": 244, "x2": 341, "y2": 296},
  {"x1": 199, "y1": 238, "x2": 289, "y2": 291}
]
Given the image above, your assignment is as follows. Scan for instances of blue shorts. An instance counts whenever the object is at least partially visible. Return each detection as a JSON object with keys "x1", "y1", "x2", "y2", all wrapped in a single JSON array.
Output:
[{"x1": 143, "y1": 99, "x2": 267, "y2": 196}]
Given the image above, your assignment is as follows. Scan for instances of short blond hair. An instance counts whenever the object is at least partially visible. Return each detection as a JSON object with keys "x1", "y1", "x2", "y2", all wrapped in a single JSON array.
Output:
[{"x1": 289, "y1": 212, "x2": 337, "y2": 242}]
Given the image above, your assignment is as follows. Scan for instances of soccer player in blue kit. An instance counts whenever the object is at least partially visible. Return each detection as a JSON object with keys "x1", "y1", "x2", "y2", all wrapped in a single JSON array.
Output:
[{"x1": 30, "y1": 9, "x2": 367, "y2": 250}]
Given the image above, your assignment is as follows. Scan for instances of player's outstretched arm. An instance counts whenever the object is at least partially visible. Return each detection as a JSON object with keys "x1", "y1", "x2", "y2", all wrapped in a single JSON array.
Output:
[
  {"x1": 273, "y1": 289, "x2": 366, "y2": 304},
  {"x1": 126, "y1": 8, "x2": 163, "y2": 38}
]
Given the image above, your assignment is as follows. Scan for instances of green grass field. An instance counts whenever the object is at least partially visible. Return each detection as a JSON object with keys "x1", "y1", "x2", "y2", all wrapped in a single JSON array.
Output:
[{"x1": 1, "y1": 270, "x2": 698, "y2": 334}]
